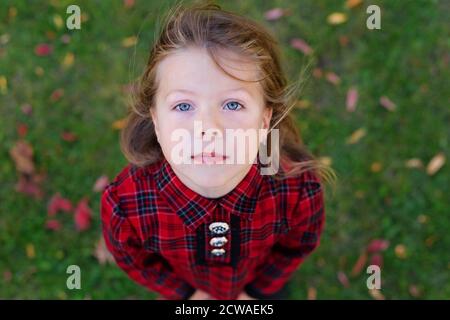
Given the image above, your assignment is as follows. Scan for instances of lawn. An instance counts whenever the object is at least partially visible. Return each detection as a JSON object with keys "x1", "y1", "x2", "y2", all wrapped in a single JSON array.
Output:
[{"x1": 0, "y1": 0, "x2": 448, "y2": 299}]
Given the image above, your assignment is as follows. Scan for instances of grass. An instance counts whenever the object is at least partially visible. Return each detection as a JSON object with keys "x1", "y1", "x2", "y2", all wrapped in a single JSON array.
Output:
[{"x1": 0, "y1": 0, "x2": 448, "y2": 299}]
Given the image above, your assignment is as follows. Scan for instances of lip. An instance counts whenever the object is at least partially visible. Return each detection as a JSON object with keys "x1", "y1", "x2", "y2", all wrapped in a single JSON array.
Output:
[{"x1": 191, "y1": 152, "x2": 228, "y2": 163}]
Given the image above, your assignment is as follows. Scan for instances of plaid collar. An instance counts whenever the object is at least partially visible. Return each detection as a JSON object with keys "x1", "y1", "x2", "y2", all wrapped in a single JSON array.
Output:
[{"x1": 154, "y1": 157, "x2": 264, "y2": 231}]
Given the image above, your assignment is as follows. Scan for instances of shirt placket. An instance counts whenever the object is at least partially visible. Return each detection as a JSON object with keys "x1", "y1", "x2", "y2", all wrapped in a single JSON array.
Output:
[{"x1": 205, "y1": 203, "x2": 231, "y2": 264}]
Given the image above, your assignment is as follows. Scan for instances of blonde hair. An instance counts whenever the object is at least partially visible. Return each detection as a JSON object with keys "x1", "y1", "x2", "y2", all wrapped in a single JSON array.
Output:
[{"x1": 120, "y1": 1, "x2": 335, "y2": 184}]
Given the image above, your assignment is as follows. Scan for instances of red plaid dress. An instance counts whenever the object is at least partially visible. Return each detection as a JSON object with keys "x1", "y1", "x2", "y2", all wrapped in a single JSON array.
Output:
[{"x1": 101, "y1": 156, "x2": 325, "y2": 299}]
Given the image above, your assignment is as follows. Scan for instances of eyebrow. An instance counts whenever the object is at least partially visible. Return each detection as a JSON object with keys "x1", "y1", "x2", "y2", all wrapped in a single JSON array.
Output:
[{"x1": 164, "y1": 88, "x2": 253, "y2": 100}]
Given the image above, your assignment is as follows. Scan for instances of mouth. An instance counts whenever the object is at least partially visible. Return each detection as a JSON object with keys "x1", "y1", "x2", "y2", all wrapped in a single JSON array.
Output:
[{"x1": 191, "y1": 152, "x2": 228, "y2": 164}]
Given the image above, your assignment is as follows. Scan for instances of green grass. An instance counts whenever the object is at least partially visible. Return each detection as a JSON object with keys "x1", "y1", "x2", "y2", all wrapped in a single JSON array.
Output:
[{"x1": 0, "y1": 0, "x2": 448, "y2": 299}]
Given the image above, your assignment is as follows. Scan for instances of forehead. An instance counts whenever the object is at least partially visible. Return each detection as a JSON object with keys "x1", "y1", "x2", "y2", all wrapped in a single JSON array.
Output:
[{"x1": 156, "y1": 46, "x2": 263, "y2": 98}]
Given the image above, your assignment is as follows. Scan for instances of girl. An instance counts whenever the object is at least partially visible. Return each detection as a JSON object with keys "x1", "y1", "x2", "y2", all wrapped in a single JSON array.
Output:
[{"x1": 101, "y1": 2, "x2": 332, "y2": 300}]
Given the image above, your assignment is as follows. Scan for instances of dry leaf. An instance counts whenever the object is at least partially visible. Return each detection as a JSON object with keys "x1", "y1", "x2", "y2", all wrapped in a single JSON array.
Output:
[
  {"x1": 405, "y1": 158, "x2": 423, "y2": 169},
  {"x1": 17, "y1": 123, "x2": 28, "y2": 137},
  {"x1": 122, "y1": 36, "x2": 137, "y2": 48},
  {"x1": 346, "y1": 128, "x2": 366, "y2": 144},
  {"x1": 369, "y1": 289, "x2": 385, "y2": 300},
  {"x1": 351, "y1": 251, "x2": 367, "y2": 277},
  {"x1": 94, "y1": 236, "x2": 115, "y2": 265},
  {"x1": 34, "y1": 43, "x2": 53, "y2": 56},
  {"x1": 325, "y1": 72, "x2": 341, "y2": 85},
  {"x1": 21, "y1": 103, "x2": 33, "y2": 115},
  {"x1": 367, "y1": 239, "x2": 390, "y2": 253},
  {"x1": 53, "y1": 14, "x2": 63, "y2": 29},
  {"x1": 10, "y1": 140, "x2": 35, "y2": 175},
  {"x1": 61, "y1": 131, "x2": 78, "y2": 142},
  {"x1": 346, "y1": 87, "x2": 358, "y2": 112},
  {"x1": 50, "y1": 88, "x2": 64, "y2": 102},
  {"x1": 290, "y1": 38, "x2": 313, "y2": 55},
  {"x1": 346, "y1": 0, "x2": 363, "y2": 9},
  {"x1": 417, "y1": 214, "x2": 428, "y2": 224},
  {"x1": 394, "y1": 244, "x2": 407, "y2": 259},
  {"x1": 370, "y1": 162, "x2": 382, "y2": 173},
  {"x1": 426, "y1": 152, "x2": 445, "y2": 175},
  {"x1": 62, "y1": 52, "x2": 74, "y2": 68},
  {"x1": 74, "y1": 198, "x2": 92, "y2": 231},
  {"x1": 313, "y1": 68, "x2": 323, "y2": 78},
  {"x1": 307, "y1": 287, "x2": 317, "y2": 300},
  {"x1": 112, "y1": 117, "x2": 127, "y2": 130},
  {"x1": 409, "y1": 285, "x2": 421, "y2": 298},
  {"x1": 0, "y1": 75, "x2": 7, "y2": 94},
  {"x1": 93, "y1": 175, "x2": 110, "y2": 192},
  {"x1": 15, "y1": 174, "x2": 45, "y2": 199},
  {"x1": 379, "y1": 96, "x2": 397, "y2": 111},
  {"x1": 327, "y1": 12, "x2": 347, "y2": 25},
  {"x1": 264, "y1": 8, "x2": 285, "y2": 21},
  {"x1": 26, "y1": 243, "x2": 35, "y2": 259}
]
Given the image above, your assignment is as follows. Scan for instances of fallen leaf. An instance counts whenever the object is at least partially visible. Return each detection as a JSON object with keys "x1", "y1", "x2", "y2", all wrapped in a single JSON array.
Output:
[
  {"x1": 10, "y1": 140, "x2": 34, "y2": 174},
  {"x1": 61, "y1": 34, "x2": 71, "y2": 44},
  {"x1": 15, "y1": 174, "x2": 45, "y2": 199},
  {"x1": 295, "y1": 99, "x2": 311, "y2": 110},
  {"x1": 312, "y1": 68, "x2": 323, "y2": 78},
  {"x1": 61, "y1": 131, "x2": 78, "y2": 142},
  {"x1": 426, "y1": 152, "x2": 445, "y2": 175},
  {"x1": 17, "y1": 123, "x2": 28, "y2": 137},
  {"x1": 417, "y1": 214, "x2": 428, "y2": 224},
  {"x1": 367, "y1": 239, "x2": 390, "y2": 253},
  {"x1": 112, "y1": 117, "x2": 127, "y2": 130},
  {"x1": 346, "y1": 0, "x2": 363, "y2": 9},
  {"x1": 48, "y1": 192, "x2": 73, "y2": 216},
  {"x1": 53, "y1": 14, "x2": 63, "y2": 29},
  {"x1": 346, "y1": 128, "x2": 366, "y2": 144},
  {"x1": 45, "y1": 219, "x2": 62, "y2": 231},
  {"x1": 337, "y1": 271, "x2": 350, "y2": 288},
  {"x1": 409, "y1": 285, "x2": 421, "y2": 298},
  {"x1": 325, "y1": 72, "x2": 341, "y2": 85},
  {"x1": 318, "y1": 156, "x2": 332, "y2": 167},
  {"x1": 290, "y1": 38, "x2": 313, "y2": 55},
  {"x1": 327, "y1": 12, "x2": 347, "y2": 25},
  {"x1": 351, "y1": 251, "x2": 367, "y2": 277},
  {"x1": 94, "y1": 236, "x2": 115, "y2": 265},
  {"x1": 62, "y1": 52, "x2": 74, "y2": 68},
  {"x1": 0, "y1": 75, "x2": 7, "y2": 94},
  {"x1": 122, "y1": 36, "x2": 137, "y2": 48},
  {"x1": 339, "y1": 35, "x2": 350, "y2": 47},
  {"x1": 35, "y1": 66, "x2": 44, "y2": 76},
  {"x1": 346, "y1": 87, "x2": 358, "y2": 112},
  {"x1": 264, "y1": 8, "x2": 285, "y2": 21},
  {"x1": 50, "y1": 88, "x2": 64, "y2": 102},
  {"x1": 379, "y1": 96, "x2": 397, "y2": 111},
  {"x1": 93, "y1": 175, "x2": 110, "y2": 192},
  {"x1": 74, "y1": 198, "x2": 92, "y2": 231},
  {"x1": 307, "y1": 287, "x2": 317, "y2": 300},
  {"x1": 26, "y1": 243, "x2": 35, "y2": 259},
  {"x1": 394, "y1": 244, "x2": 407, "y2": 259},
  {"x1": 21, "y1": 103, "x2": 33, "y2": 115},
  {"x1": 370, "y1": 253, "x2": 383, "y2": 268},
  {"x1": 368, "y1": 289, "x2": 385, "y2": 300},
  {"x1": 370, "y1": 162, "x2": 382, "y2": 173},
  {"x1": 34, "y1": 43, "x2": 53, "y2": 56},
  {"x1": 123, "y1": 0, "x2": 135, "y2": 8},
  {"x1": 405, "y1": 158, "x2": 423, "y2": 169}
]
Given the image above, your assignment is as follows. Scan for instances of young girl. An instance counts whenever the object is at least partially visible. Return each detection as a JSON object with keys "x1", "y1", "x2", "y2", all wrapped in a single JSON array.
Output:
[{"x1": 101, "y1": 2, "x2": 331, "y2": 300}]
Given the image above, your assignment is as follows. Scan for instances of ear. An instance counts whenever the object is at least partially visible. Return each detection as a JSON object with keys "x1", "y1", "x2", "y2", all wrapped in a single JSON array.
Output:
[{"x1": 262, "y1": 107, "x2": 273, "y2": 130}]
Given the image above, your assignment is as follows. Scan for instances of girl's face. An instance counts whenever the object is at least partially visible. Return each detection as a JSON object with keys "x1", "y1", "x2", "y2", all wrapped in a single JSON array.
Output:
[{"x1": 151, "y1": 46, "x2": 272, "y2": 198}]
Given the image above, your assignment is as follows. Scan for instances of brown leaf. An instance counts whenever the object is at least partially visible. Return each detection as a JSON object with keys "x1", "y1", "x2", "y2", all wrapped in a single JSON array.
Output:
[
  {"x1": 351, "y1": 251, "x2": 367, "y2": 277},
  {"x1": 405, "y1": 158, "x2": 423, "y2": 169},
  {"x1": 307, "y1": 287, "x2": 317, "y2": 300},
  {"x1": 379, "y1": 96, "x2": 397, "y2": 111},
  {"x1": 112, "y1": 117, "x2": 127, "y2": 130},
  {"x1": 426, "y1": 152, "x2": 445, "y2": 175},
  {"x1": 369, "y1": 289, "x2": 385, "y2": 300},
  {"x1": 10, "y1": 140, "x2": 35, "y2": 175},
  {"x1": 346, "y1": 0, "x2": 363, "y2": 9},
  {"x1": 346, "y1": 128, "x2": 366, "y2": 144},
  {"x1": 394, "y1": 244, "x2": 407, "y2": 259}
]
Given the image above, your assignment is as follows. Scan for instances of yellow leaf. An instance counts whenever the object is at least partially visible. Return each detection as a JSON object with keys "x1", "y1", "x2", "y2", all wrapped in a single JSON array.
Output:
[
  {"x1": 62, "y1": 52, "x2": 75, "y2": 68},
  {"x1": 346, "y1": 0, "x2": 362, "y2": 9},
  {"x1": 122, "y1": 36, "x2": 137, "y2": 48},
  {"x1": 0, "y1": 76, "x2": 7, "y2": 95},
  {"x1": 426, "y1": 152, "x2": 445, "y2": 175},
  {"x1": 327, "y1": 12, "x2": 347, "y2": 25},
  {"x1": 370, "y1": 162, "x2": 382, "y2": 173},
  {"x1": 346, "y1": 128, "x2": 366, "y2": 144},
  {"x1": 395, "y1": 244, "x2": 407, "y2": 259},
  {"x1": 26, "y1": 243, "x2": 35, "y2": 259},
  {"x1": 405, "y1": 158, "x2": 423, "y2": 169},
  {"x1": 53, "y1": 14, "x2": 63, "y2": 29},
  {"x1": 112, "y1": 118, "x2": 127, "y2": 130},
  {"x1": 319, "y1": 156, "x2": 332, "y2": 167}
]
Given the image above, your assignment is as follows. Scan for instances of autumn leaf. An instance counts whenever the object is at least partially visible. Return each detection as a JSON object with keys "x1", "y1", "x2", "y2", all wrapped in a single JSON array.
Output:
[
  {"x1": 74, "y1": 198, "x2": 92, "y2": 231},
  {"x1": 394, "y1": 244, "x2": 407, "y2": 259},
  {"x1": 264, "y1": 8, "x2": 285, "y2": 21},
  {"x1": 346, "y1": 0, "x2": 363, "y2": 9},
  {"x1": 307, "y1": 287, "x2": 317, "y2": 300},
  {"x1": 112, "y1": 117, "x2": 127, "y2": 130},
  {"x1": 346, "y1": 87, "x2": 358, "y2": 112},
  {"x1": 62, "y1": 52, "x2": 75, "y2": 68},
  {"x1": 61, "y1": 131, "x2": 78, "y2": 142},
  {"x1": 369, "y1": 289, "x2": 385, "y2": 300},
  {"x1": 21, "y1": 103, "x2": 33, "y2": 115},
  {"x1": 351, "y1": 251, "x2": 367, "y2": 277},
  {"x1": 327, "y1": 12, "x2": 347, "y2": 25},
  {"x1": 379, "y1": 96, "x2": 397, "y2": 111},
  {"x1": 0, "y1": 75, "x2": 7, "y2": 94},
  {"x1": 34, "y1": 43, "x2": 53, "y2": 56},
  {"x1": 53, "y1": 14, "x2": 64, "y2": 29},
  {"x1": 367, "y1": 239, "x2": 390, "y2": 253},
  {"x1": 50, "y1": 88, "x2": 64, "y2": 102},
  {"x1": 337, "y1": 271, "x2": 350, "y2": 288},
  {"x1": 17, "y1": 123, "x2": 28, "y2": 138},
  {"x1": 15, "y1": 174, "x2": 45, "y2": 199},
  {"x1": 405, "y1": 158, "x2": 423, "y2": 169},
  {"x1": 426, "y1": 152, "x2": 445, "y2": 175},
  {"x1": 94, "y1": 236, "x2": 115, "y2": 265},
  {"x1": 325, "y1": 72, "x2": 341, "y2": 85},
  {"x1": 10, "y1": 140, "x2": 35, "y2": 175},
  {"x1": 45, "y1": 219, "x2": 62, "y2": 231},
  {"x1": 26, "y1": 243, "x2": 35, "y2": 259},
  {"x1": 370, "y1": 253, "x2": 383, "y2": 268},
  {"x1": 346, "y1": 128, "x2": 366, "y2": 144},
  {"x1": 123, "y1": 0, "x2": 135, "y2": 8},
  {"x1": 47, "y1": 192, "x2": 73, "y2": 216},
  {"x1": 122, "y1": 36, "x2": 137, "y2": 48},
  {"x1": 93, "y1": 175, "x2": 110, "y2": 193},
  {"x1": 290, "y1": 38, "x2": 313, "y2": 55}
]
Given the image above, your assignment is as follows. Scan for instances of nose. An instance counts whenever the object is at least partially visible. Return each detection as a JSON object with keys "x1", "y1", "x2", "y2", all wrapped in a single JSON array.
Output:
[{"x1": 195, "y1": 106, "x2": 223, "y2": 139}]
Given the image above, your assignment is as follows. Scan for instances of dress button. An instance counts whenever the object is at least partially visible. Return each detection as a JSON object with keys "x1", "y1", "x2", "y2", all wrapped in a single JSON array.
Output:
[
  {"x1": 210, "y1": 236, "x2": 228, "y2": 247},
  {"x1": 211, "y1": 248, "x2": 226, "y2": 256},
  {"x1": 209, "y1": 222, "x2": 229, "y2": 235}
]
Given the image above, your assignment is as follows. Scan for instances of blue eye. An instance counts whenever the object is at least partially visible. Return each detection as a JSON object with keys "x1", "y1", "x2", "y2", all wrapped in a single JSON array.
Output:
[
  {"x1": 174, "y1": 103, "x2": 192, "y2": 111},
  {"x1": 224, "y1": 101, "x2": 243, "y2": 111}
]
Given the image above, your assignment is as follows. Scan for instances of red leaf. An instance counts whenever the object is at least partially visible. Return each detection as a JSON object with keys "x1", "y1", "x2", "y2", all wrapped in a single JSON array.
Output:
[
  {"x1": 74, "y1": 198, "x2": 92, "y2": 231},
  {"x1": 264, "y1": 8, "x2": 285, "y2": 21},
  {"x1": 50, "y1": 88, "x2": 64, "y2": 102},
  {"x1": 123, "y1": 0, "x2": 135, "y2": 8},
  {"x1": 379, "y1": 96, "x2": 397, "y2": 111},
  {"x1": 346, "y1": 87, "x2": 358, "y2": 112},
  {"x1": 34, "y1": 43, "x2": 53, "y2": 56},
  {"x1": 61, "y1": 131, "x2": 78, "y2": 142},
  {"x1": 290, "y1": 38, "x2": 313, "y2": 55},
  {"x1": 337, "y1": 271, "x2": 350, "y2": 288},
  {"x1": 350, "y1": 251, "x2": 367, "y2": 277},
  {"x1": 367, "y1": 239, "x2": 390, "y2": 253},
  {"x1": 93, "y1": 175, "x2": 109, "y2": 193},
  {"x1": 47, "y1": 192, "x2": 72, "y2": 216},
  {"x1": 370, "y1": 253, "x2": 383, "y2": 268},
  {"x1": 15, "y1": 174, "x2": 44, "y2": 199},
  {"x1": 45, "y1": 219, "x2": 62, "y2": 231},
  {"x1": 325, "y1": 72, "x2": 341, "y2": 85},
  {"x1": 17, "y1": 123, "x2": 28, "y2": 137}
]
